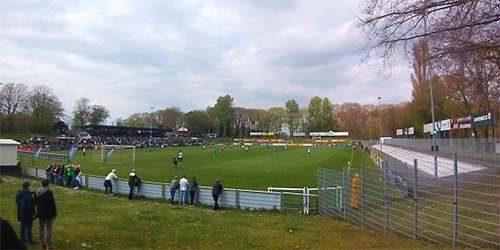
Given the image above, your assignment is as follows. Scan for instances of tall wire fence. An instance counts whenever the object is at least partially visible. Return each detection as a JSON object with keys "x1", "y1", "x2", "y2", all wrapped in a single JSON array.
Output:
[
  {"x1": 317, "y1": 156, "x2": 500, "y2": 248},
  {"x1": 385, "y1": 138, "x2": 499, "y2": 163}
]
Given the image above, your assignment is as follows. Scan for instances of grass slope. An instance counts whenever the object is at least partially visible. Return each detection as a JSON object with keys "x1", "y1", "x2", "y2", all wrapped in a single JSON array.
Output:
[
  {"x1": 0, "y1": 175, "x2": 440, "y2": 249},
  {"x1": 26, "y1": 146, "x2": 376, "y2": 190}
]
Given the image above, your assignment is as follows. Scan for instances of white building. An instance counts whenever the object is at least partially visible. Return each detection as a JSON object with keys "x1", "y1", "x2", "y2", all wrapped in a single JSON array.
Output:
[{"x1": 0, "y1": 139, "x2": 21, "y2": 175}]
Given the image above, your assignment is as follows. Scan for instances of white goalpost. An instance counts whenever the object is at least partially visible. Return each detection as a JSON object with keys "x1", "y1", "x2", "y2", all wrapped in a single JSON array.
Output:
[{"x1": 93, "y1": 145, "x2": 136, "y2": 164}]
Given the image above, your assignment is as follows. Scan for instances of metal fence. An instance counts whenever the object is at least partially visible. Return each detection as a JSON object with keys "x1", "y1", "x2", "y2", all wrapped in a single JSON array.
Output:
[
  {"x1": 23, "y1": 166, "x2": 282, "y2": 211},
  {"x1": 385, "y1": 138, "x2": 499, "y2": 157},
  {"x1": 317, "y1": 158, "x2": 500, "y2": 248},
  {"x1": 18, "y1": 150, "x2": 69, "y2": 162}
]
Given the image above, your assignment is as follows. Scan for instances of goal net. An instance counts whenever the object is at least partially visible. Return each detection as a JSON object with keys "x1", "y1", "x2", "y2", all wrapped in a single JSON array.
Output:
[{"x1": 92, "y1": 145, "x2": 136, "y2": 164}]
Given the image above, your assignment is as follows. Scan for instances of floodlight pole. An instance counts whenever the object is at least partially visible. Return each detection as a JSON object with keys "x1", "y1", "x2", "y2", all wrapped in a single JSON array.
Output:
[
  {"x1": 429, "y1": 60, "x2": 438, "y2": 178},
  {"x1": 378, "y1": 97, "x2": 382, "y2": 151},
  {"x1": 149, "y1": 106, "x2": 154, "y2": 145}
]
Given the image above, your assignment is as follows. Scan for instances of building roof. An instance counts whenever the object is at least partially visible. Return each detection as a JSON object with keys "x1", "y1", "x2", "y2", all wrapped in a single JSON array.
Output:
[{"x1": 0, "y1": 139, "x2": 21, "y2": 145}]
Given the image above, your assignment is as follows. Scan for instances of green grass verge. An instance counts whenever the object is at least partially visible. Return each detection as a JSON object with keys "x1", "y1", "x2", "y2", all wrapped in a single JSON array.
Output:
[{"x1": 0, "y1": 175, "x2": 441, "y2": 249}]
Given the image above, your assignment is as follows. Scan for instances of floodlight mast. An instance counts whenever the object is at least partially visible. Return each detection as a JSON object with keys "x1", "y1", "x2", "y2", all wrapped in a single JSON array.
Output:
[
  {"x1": 149, "y1": 106, "x2": 154, "y2": 145},
  {"x1": 378, "y1": 97, "x2": 382, "y2": 151}
]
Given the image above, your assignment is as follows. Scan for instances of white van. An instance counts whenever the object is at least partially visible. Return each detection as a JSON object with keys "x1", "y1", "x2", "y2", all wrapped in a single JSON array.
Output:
[{"x1": 79, "y1": 132, "x2": 92, "y2": 140}]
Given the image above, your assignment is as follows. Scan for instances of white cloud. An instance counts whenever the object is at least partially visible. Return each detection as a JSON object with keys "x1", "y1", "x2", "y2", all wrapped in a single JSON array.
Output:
[{"x1": 0, "y1": 0, "x2": 413, "y2": 123}]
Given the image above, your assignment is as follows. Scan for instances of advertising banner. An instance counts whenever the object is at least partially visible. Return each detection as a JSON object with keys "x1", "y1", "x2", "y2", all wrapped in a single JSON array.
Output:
[
  {"x1": 408, "y1": 127, "x2": 415, "y2": 135},
  {"x1": 472, "y1": 110, "x2": 494, "y2": 128},
  {"x1": 440, "y1": 119, "x2": 451, "y2": 131},
  {"x1": 292, "y1": 132, "x2": 306, "y2": 137},
  {"x1": 250, "y1": 132, "x2": 262, "y2": 136},
  {"x1": 451, "y1": 116, "x2": 472, "y2": 130},
  {"x1": 309, "y1": 131, "x2": 349, "y2": 137},
  {"x1": 423, "y1": 123, "x2": 433, "y2": 133},
  {"x1": 396, "y1": 129, "x2": 403, "y2": 136}
]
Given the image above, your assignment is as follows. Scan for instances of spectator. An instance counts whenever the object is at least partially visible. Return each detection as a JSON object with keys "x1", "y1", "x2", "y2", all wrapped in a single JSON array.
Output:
[
  {"x1": 1, "y1": 177, "x2": 27, "y2": 249},
  {"x1": 34, "y1": 179, "x2": 57, "y2": 250},
  {"x1": 16, "y1": 181, "x2": 35, "y2": 244},
  {"x1": 104, "y1": 169, "x2": 118, "y2": 196},
  {"x1": 188, "y1": 176, "x2": 198, "y2": 207},
  {"x1": 128, "y1": 169, "x2": 142, "y2": 200},
  {"x1": 179, "y1": 175, "x2": 188, "y2": 205},
  {"x1": 170, "y1": 176, "x2": 179, "y2": 205},
  {"x1": 65, "y1": 165, "x2": 73, "y2": 187},
  {"x1": 1, "y1": 218, "x2": 27, "y2": 249},
  {"x1": 212, "y1": 179, "x2": 223, "y2": 210}
]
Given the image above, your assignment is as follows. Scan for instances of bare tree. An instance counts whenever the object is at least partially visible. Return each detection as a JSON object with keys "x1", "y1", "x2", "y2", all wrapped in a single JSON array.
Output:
[
  {"x1": 359, "y1": 0, "x2": 500, "y2": 69},
  {"x1": 0, "y1": 83, "x2": 29, "y2": 115}
]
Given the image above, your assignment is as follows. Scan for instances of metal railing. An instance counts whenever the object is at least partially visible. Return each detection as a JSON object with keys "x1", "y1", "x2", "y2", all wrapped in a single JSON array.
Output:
[{"x1": 317, "y1": 158, "x2": 500, "y2": 248}]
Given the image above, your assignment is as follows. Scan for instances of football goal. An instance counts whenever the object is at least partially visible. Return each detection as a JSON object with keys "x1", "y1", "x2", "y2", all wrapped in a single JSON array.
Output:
[{"x1": 92, "y1": 145, "x2": 136, "y2": 164}]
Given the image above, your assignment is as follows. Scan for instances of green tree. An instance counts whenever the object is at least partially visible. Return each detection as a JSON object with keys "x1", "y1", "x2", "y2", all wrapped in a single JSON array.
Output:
[
  {"x1": 27, "y1": 85, "x2": 64, "y2": 134},
  {"x1": 285, "y1": 99, "x2": 299, "y2": 134},
  {"x1": 158, "y1": 107, "x2": 184, "y2": 130},
  {"x1": 184, "y1": 110, "x2": 211, "y2": 136},
  {"x1": 89, "y1": 105, "x2": 110, "y2": 125},
  {"x1": 207, "y1": 95, "x2": 234, "y2": 137},
  {"x1": 123, "y1": 113, "x2": 148, "y2": 127},
  {"x1": 72, "y1": 98, "x2": 91, "y2": 130},
  {"x1": 307, "y1": 96, "x2": 334, "y2": 132},
  {"x1": 268, "y1": 107, "x2": 286, "y2": 133}
]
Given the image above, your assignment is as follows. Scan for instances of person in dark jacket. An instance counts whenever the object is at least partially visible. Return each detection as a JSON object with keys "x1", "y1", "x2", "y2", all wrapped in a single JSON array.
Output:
[
  {"x1": 212, "y1": 179, "x2": 223, "y2": 210},
  {"x1": 16, "y1": 181, "x2": 35, "y2": 244},
  {"x1": 35, "y1": 179, "x2": 57, "y2": 250},
  {"x1": 128, "y1": 169, "x2": 142, "y2": 199},
  {"x1": 170, "y1": 176, "x2": 179, "y2": 205},
  {"x1": 188, "y1": 176, "x2": 198, "y2": 207},
  {"x1": 1, "y1": 218, "x2": 27, "y2": 250}
]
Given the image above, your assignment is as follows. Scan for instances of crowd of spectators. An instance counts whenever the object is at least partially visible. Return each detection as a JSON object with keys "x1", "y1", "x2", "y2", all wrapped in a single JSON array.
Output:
[{"x1": 20, "y1": 134, "x2": 206, "y2": 151}]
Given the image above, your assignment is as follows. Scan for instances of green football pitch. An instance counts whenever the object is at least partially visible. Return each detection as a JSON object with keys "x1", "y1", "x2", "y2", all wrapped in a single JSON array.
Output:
[{"x1": 26, "y1": 145, "x2": 376, "y2": 190}]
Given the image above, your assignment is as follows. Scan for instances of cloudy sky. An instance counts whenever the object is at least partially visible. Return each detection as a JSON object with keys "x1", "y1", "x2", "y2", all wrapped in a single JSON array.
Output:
[{"x1": 0, "y1": 0, "x2": 412, "y2": 123}]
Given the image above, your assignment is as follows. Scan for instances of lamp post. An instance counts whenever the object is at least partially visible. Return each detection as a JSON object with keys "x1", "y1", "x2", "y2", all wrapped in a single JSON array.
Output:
[
  {"x1": 149, "y1": 106, "x2": 154, "y2": 145},
  {"x1": 378, "y1": 97, "x2": 382, "y2": 151}
]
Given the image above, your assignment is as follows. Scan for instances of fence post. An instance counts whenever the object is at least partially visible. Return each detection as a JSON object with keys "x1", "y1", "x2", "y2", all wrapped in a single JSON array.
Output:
[
  {"x1": 161, "y1": 183, "x2": 166, "y2": 201},
  {"x1": 453, "y1": 154, "x2": 458, "y2": 246},
  {"x1": 235, "y1": 189, "x2": 240, "y2": 209},
  {"x1": 280, "y1": 192, "x2": 284, "y2": 213},
  {"x1": 342, "y1": 166, "x2": 347, "y2": 222},
  {"x1": 384, "y1": 161, "x2": 388, "y2": 234},
  {"x1": 361, "y1": 165, "x2": 365, "y2": 227},
  {"x1": 323, "y1": 168, "x2": 326, "y2": 214},
  {"x1": 413, "y1": 159, "x2": 418, "y2": 240},
  {"x1": 84, "y1": 174, "x2": 89, "y2": 189}
]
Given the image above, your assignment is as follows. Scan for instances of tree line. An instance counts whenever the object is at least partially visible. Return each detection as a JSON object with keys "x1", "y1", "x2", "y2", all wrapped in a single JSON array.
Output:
[{"x1": 1, "y1": 1, "x2": 498, "y2": 138}]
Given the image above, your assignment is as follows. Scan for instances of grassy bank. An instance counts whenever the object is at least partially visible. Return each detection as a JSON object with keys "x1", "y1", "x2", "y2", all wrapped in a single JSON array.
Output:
[{"x1": 0, "y1": 175, "x2": 440, "y2": 249}]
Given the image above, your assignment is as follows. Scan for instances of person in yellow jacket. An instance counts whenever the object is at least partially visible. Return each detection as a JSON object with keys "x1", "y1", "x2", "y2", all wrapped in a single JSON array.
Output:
[{"x1": 350, "y1": 173, "x2": 361, "y2": 208}]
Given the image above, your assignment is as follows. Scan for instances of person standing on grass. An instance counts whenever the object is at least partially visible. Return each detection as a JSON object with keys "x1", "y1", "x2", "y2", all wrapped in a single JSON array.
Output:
[
  {"x1": 179, "y1": 175, "x2": 188, "y2": 205},
  {"x1": 128, "y1": 169, "x2": 142, "y2": 200},
  {"x1": 212, "y1": 179, "x2": 223, "y2": 210},
  {"x1": 170, "y1": 176, "x2": 179, "y2": 205},
  {"x1": 307, "y1": 148, "x2": 311, "y2": 156},
  {"x1": 178, "y1": 151, "x2": 183, "y2": 164},
  {"x1": 173, "y1": 155, "x2": 178, "y2": 169},
  {"x1": 16, "y1": 181, "x2": 36, "y2": 245},
  {"x1": 35, "y1": 179, "x2": 57, "y2": 250},
  {"x1": 104, "y1": 169, "x2": 117, "y2": 196},
  {"x1": 188, "y1": 176, "x2": 198, "y2": 207},
  {"x1": 82, "y1": 147, "x2": 86, "y2": 158}
]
